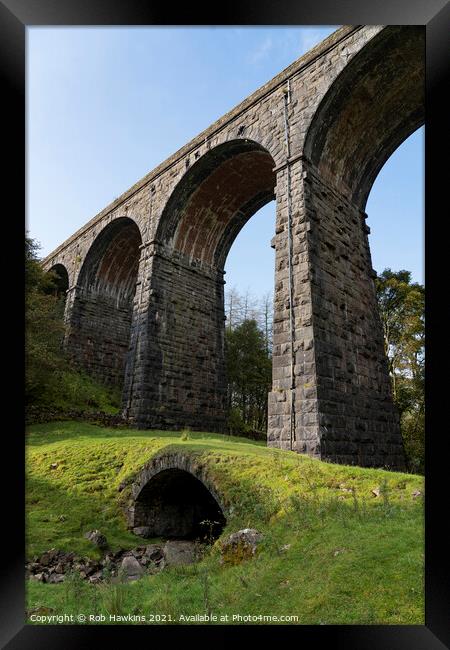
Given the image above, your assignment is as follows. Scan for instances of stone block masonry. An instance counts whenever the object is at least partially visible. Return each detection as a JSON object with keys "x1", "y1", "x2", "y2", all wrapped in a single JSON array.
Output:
[{"x1": 41, "y1": 26, "x2": 424, "y2": 470}]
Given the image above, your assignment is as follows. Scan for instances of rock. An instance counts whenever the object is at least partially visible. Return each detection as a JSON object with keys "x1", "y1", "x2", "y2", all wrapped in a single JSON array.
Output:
[
  {"x1": 50, "y1": 463, "x2": 58, "y2": 470},
  {"x1": 48, "y1": 573, "x2": 65, "y2": 584},
  {"x1": 220, "y1": 529, "x2": 263, "y2": 565},
  {"x1": 333, "y1": 548, "x2": 346, "y2": 556},
  {"x1": 89, "y1": 571, "x2": 103, "y2": 584},
  {"x1": 144, "y1": 544, "x2": 164, "y2": 562},
  {"x1": 84, "y1": 530, "x2": 108, "y2": 549},
  {"x1": 147, "y1": 559, "x2": 165, "y2": 574},
  {"x1": 33, "y1": 573, "x2": 46, "y2": 582},
  {"x1": 119, "y1": 555, "x2": 145, "y2": 581},
  {"x1": 28, "y1": 606, "x2": 55, "y2": 615},
  {"x1": 39, "y1": 548, "x2": 59, "y2": 566},
  {"x1": 163, "y1": 540, "x2": 198, "y2": 566},
  {"x1": 103, "y1": 554, "x2": 114, "y2": 568},
  {"x1": 372, "y1": 488, "x2": 380, "y2": 497},
  {"x1": 412, "y1": 490, "x2": 422, "y2": 498},
  {"x1": 133, "y1": 526, "x2": 152, "y2": 538},
  {"x1": 83, "y1": 564, "x2": 96, "y2": 577},
  {"x1": 225, "y1": 528, "x2": 263, "y2": 548},
  {"x1": 280, "y1": 544, "x2": 291, "y2": 553}
]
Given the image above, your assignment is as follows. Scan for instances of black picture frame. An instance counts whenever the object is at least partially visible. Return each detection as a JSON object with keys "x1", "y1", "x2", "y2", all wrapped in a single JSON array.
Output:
[{"x1": 2, "y1": 0, "x2": 448, "y2": 647}]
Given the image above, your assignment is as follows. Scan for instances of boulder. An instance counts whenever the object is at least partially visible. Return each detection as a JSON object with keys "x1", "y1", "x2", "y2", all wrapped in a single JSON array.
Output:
[
  {"x1": 224, "y1": 528, "x2": 263, "y2": 548},
  {"x1": 119, "y1": 555, "x2": 145, "y2": 581},
  {"x1": 220, "y1": 528, "x2": 263, "y2": 565},
  {"x1": 163, "y1": 540, "x2": 198, "y2": 566}
]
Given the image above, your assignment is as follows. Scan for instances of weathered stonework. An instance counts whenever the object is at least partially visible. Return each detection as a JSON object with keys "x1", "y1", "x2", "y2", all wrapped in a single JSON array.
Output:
[
  {"x1": 41, "y1": 26, "x2": 424, "y2": 470},
  {"x1": 127, "y1": 451, "x2": 226, "y2": 538}
]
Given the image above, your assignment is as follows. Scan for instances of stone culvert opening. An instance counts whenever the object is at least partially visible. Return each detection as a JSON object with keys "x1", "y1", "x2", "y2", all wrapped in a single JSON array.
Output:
[{"x1": 132, "y1": 465, "x2": 226, "y2": 541}]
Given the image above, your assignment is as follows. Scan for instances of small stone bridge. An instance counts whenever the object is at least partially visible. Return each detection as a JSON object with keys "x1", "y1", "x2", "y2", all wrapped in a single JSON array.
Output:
[{"x1": 42, "y1": 26, "x2": 424, "y2": 470}]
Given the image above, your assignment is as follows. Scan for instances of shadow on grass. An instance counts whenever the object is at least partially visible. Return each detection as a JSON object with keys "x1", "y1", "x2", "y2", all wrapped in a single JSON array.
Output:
[
  {"x1": 26, "y1": 474, "x2": 140, "y2": 558},
  {"x1": 26, "y1": 420, "x2": 266, "y2": 448}
]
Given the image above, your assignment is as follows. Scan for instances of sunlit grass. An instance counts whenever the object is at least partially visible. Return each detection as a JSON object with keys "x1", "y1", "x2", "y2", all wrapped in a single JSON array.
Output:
[{"x1": 26, "y1": 421, "x2": 424, "y2": 625}]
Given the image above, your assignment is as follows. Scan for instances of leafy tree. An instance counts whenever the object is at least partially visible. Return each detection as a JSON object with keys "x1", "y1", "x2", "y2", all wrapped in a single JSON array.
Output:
[
  {"x1": 375, "y1": 269, "x2": 425, "y2": 473},
  {"x1": 25, "y1": 237, "x2": 66, "y2": 403},
  {"x1": 25, "y1": 237, "x2": 121, "y2": 418},
  {"x1": 225, "y1": 319, "x2": 272, "y2": 435}
]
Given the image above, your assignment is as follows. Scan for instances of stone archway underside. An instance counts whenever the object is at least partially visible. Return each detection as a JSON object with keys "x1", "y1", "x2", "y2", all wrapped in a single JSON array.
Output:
[
  {"x1": 66, "y1": 218, "x2": 142, "y2": 388},
  {"x1": 46, "y1": 263, "x2": 69, "y2": 298},
  {"x1": 158, "y1": 140, "x2": 276, "y2": 270}
]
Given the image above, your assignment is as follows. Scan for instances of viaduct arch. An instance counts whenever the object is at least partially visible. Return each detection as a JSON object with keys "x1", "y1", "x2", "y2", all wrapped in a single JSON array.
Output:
[
  {"x1": 45, "y1": 263, "x2": 69, "y2": 298},
  {"x1": 41, "y1": 25, "x2": 424, "y2": 469},
  {"x1": 66, "y1": 217, "x2": 143, "y2": 387}
]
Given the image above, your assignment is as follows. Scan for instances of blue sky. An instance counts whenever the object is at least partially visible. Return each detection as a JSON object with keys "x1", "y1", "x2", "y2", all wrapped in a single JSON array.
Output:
[{"x1": 27, "y1": 26, "x2": 424, "y2": 297}]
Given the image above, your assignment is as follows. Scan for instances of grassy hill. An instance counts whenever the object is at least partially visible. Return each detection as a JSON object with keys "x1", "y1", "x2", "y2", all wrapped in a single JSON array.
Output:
[{"x1": 26, "y1": 421, "x2": 424, "y2": 625}]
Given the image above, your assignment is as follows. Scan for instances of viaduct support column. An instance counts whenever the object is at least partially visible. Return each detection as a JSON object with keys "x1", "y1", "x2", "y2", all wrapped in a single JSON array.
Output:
[
  {"x1": 124, "y1": 241, "x2": 227, "y2": 432},
  {"x1": 268, "y1": 157, "x2": 405, "y2": 470}
]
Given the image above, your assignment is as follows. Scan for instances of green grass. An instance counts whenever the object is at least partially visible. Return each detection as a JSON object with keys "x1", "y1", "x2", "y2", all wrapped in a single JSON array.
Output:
[
  {"x1": 27, "y1": 369, "x2": 121, "y2": 417},
  {"x1": 26, "y1": 421, "x2": 424, "y2": 625}
]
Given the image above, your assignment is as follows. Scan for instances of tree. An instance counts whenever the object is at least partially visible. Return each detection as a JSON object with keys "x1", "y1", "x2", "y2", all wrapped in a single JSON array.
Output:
[
  {"x1": 225, "y1": 287, "x2": 243, "y2": 332},
  {"x1": 259, "y1": 291, "x2": 273, "y2": 355},
  {"x1": 25, "y1": 237, "x2": 66, "y2": 403},
  {"x1": 375, "y1": 269, "x2": 425, "y2": 473},
  {"x1": 225, "y1": 287, "x2": 273, "y2": 351},
  {"x1": 225, "y1": 319, "x2": 272, "y2": 435}
]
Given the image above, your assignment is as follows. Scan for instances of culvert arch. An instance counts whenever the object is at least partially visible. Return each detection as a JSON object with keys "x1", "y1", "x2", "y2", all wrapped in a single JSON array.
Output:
[{"x1": 127, "y1": 451, "x2": 227, "y2": 541}]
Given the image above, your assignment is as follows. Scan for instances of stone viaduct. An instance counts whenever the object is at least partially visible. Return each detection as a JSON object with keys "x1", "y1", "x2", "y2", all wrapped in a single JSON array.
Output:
[{"x1": 41, "y1": 25, "x2": 424, "y2": 470}]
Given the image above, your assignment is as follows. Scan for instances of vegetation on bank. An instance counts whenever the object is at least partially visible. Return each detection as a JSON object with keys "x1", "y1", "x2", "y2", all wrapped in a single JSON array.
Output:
[
  {"x1": 25, "y1": 237, "x2": 121, "y2": 421},
  {"x1": 26, "y1": 421, "x2": 424, "y2": 625}
]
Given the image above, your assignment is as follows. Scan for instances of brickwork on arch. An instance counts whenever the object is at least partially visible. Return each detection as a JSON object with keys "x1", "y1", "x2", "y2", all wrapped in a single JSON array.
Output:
[
  {"x1": 41, "y1": 25, "x2": 424, "y2": 469},
  {"x1": 64, "y1": 218, "x2": 143, "y2": 387}
]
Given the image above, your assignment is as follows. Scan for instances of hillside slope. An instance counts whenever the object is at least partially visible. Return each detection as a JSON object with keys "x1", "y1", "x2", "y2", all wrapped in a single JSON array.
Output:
[{"x1": 26, "y1": 421, "x2": 424, "y2": 625}]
